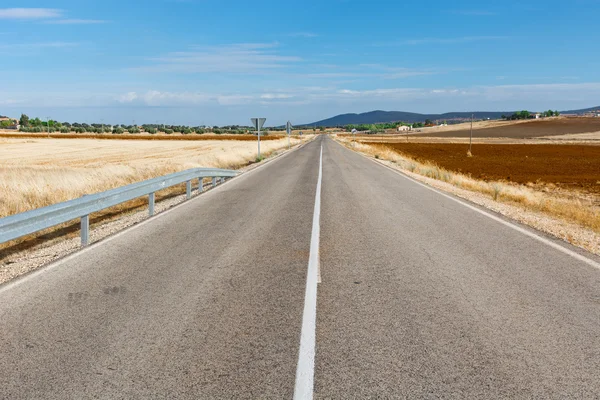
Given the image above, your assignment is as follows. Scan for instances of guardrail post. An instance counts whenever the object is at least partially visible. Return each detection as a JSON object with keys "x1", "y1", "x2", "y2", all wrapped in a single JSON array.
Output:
[
  {"x1": 221, "y1": 177, "x2": 225, "y2": 184},
  {"x1": 212, "y1": 177, "x2": 217, "y2": 188},
  {"x1": 198, "y1": 178, "x2": 204, "y2": 193},
  {"x1": 186, "y1": 180, "x2": 192, "y2": 199},
  {"x1": 81, "y1": 215, "x2": 90, "y2": 246},
  {"x1": 149, "y1": 192, "x2": 155, "y2": 216}
]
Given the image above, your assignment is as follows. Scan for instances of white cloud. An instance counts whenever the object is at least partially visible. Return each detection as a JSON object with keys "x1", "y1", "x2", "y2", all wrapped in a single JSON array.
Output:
[
  {"x1": 118, "y1": 92, "x2": 139, "y2": 103},
  {"x1": 133, "y1": 43, "x2": 302, "y2": 74},
  {"x1": 260, "y1": 93, "x2": 294, "y2": 99},
  {"x1": 0, "y1": 8, "x2": 62, "y2": 19}
]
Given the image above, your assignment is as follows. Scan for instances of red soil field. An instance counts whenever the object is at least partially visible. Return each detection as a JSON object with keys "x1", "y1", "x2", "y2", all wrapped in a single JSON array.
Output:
[{"x1": 370, "y1": 142, "x2": 600, "y2": 194}]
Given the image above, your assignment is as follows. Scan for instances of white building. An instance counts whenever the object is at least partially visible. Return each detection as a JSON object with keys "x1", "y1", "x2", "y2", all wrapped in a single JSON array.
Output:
[{"x1": 397, "y1": 125, "x2": 412, "y2": 132}]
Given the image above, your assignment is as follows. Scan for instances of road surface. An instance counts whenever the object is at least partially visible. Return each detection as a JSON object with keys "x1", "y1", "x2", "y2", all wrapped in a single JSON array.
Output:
[{"x1": 1, "y1": 135, "x2": 599, "y2": 399}]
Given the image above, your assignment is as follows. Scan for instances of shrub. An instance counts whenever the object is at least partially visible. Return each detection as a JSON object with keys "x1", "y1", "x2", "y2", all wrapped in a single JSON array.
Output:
[
  {"x1": 195, "y1": 128, "x2": 206, "y2": 134},
  {"x1": 128, "y1": 127, "x2": 140, "y2": 134},
  {"x1": 75, "y1": 127, "x2": 86, "y2": 133},
  {"x1": 112, "y1": 127, "x2": 125, "y2": 134},
  {"x1": 146, "y1": 127, "x2": 157, "y2": 134},
  {"x1": 164, "y1": 129, "x2": 174, "y2": 134},
  {"x1": 60, "y1": 127, "x2": 70, "y2": 133}
]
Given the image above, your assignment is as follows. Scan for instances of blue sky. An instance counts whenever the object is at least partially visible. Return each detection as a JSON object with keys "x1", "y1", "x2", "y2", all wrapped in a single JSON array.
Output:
[{"x1": 1, "y1": 0, "x2": 599, "y2": 126}]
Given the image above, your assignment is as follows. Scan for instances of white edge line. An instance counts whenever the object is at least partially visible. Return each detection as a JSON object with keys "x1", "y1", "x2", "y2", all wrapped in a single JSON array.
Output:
[
  {"x1": 0, "y1": 137, "x2": 318, "y2": 295},
  {"x1": 293, "y1": 143, "x2": 323, "y2": 400},
  {"x1": 333, "y1": 138, "x2": 600, "y2": 271}
]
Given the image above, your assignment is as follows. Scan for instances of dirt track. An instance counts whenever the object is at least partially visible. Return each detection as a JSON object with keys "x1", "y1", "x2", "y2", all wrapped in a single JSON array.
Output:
[{"x1": 369, "y1": 142, "x2": 600, "y2": 194}]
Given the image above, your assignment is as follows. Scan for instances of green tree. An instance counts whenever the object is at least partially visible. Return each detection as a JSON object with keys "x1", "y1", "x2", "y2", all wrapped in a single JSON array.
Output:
[{"x1": 19, "y1": 114, "x2": 30, "y2": 126}]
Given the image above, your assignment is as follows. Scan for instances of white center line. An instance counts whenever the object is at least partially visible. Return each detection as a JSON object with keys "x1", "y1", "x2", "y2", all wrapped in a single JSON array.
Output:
[{"x1": 293, "y1": 143, "x2": 323, "y2": 400}]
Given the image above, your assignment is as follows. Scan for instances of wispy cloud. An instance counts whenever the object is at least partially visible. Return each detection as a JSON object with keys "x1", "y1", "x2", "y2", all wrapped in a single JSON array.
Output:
[
  {"x1": 0, "y1": 8, "x2": 62, "y2": 19},
  {"x1": 133, "y1": 43, "x2": 302, "y2": 74},
  {"x1": 45, "y1": 19, "x2": 107, "y2": 24},
  {"x1": 0, "y1": 8, "x2": 107, "y2": 24},
  {"x1": 288, "y1": 32, "x2": 319, "y2": 38}
]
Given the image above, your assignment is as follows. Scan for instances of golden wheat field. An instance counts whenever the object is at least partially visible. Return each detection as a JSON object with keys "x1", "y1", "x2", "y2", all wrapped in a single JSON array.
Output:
[{"x1": 0, "y1": 136, "x2": 309, "y2": 218}]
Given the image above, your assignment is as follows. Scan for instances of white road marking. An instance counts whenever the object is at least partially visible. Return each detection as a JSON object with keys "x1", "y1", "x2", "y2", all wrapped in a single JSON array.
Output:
[
  {"x1": 293, "y1": 143, "x2": 323, "y2": 400},
  {"x1": 345, "y1": 141, "x2": 600, "y2": 271}
]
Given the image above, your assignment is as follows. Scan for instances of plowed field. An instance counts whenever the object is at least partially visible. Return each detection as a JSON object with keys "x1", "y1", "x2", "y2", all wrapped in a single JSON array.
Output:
[
  {"x1": 370, "y1": 142, "x2": 600, "y2": 194},
  {"x1": 415, "y1": 118, "x2": 600, "y2": 138}
]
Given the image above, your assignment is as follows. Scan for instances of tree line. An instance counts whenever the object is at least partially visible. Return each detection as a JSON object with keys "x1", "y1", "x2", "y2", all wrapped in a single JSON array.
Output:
[
  {"x1": 16, "y1": 114, "x2": 261, "y2": 135},
  {"x1": 501, "y1": 110, "x2": 560, "y2": 120}
]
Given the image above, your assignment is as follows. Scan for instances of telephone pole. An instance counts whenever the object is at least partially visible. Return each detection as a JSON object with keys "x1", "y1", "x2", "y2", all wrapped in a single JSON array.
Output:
[{"x1": 468, "y1": 114, "x2": 474, "y2": 157}]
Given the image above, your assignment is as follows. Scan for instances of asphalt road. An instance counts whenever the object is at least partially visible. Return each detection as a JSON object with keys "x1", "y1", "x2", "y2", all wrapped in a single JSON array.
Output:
[{"x1": 1, "y1": 135, "x2": 599, "y2": 399}]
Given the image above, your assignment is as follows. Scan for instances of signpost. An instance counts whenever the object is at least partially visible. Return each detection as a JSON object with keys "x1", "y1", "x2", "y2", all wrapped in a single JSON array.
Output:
[
  {"x1": 351, "y1": 128, "x2": 357, "y2": 147},
  {"x1": 286, "y1": 121, "x2": 292, "y2": 149},
  {"x1": 251, "y1": 117, "x2": 266, "y2": 158}
]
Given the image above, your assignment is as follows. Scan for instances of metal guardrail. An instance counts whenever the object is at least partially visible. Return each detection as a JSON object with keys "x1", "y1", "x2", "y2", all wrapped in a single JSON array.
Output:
[{"x1": 0, "y1": 168, "x2": 238, "y2": 247}]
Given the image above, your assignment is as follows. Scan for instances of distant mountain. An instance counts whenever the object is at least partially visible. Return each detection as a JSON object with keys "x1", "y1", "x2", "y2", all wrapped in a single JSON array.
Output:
[
  {"x1": 301, "y1": 110, "x2": 512, "y2": 127},
  {"x1": 301, "y1": 107, "x2": 600, "y2": 127},
  {"x1": 561, "y1": 106, "x2": 600, "y2": 114}
]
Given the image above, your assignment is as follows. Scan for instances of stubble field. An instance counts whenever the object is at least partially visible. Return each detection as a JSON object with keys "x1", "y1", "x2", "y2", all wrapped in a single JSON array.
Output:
[{"x1": 0, "y1": 136, "x2": 306, "y2": 218}]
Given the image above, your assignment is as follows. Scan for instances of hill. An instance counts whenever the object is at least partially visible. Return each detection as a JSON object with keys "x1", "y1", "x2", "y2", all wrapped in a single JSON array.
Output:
[
  {"x1": 301, "y1": 110, "x2": 511, "y2": 127},
  {"x1": 302, "y1": 107, "x2": 600, "y2": 127}
]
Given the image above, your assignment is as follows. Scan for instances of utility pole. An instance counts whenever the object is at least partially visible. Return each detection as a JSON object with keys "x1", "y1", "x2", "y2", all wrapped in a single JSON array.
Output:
[
  {"x1": 468, "y1": 113, "x2": 474, "y2": 157},
  {"x1": 47, "y1": 117, "x2": 50, "y2": 138}
]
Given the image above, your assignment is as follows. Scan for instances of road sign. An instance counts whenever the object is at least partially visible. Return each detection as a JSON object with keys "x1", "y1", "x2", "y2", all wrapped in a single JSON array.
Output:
[
  {"x1": 251, "y1": 118, "x2": 266, "y2": 131},
  {"x1": 286, "y1": 121, "x2": 292, "y2": 149},
  {"x1": 251, "y1": 118, "x2": 266, "y2": 159}
]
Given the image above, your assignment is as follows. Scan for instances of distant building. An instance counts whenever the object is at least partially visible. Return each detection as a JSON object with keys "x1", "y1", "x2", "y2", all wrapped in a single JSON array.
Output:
[
  {"x1": 397, "y1": 125, "x2": 412, "y2": 132},
  {"x1": 0, "y1": 117, "x2": 18, "y2": 129}
]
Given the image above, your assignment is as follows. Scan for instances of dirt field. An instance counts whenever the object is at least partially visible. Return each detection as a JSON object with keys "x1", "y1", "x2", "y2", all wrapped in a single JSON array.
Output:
[
  {"x1": 368, "y1": 142, "x2": 600, "y2": 194},
  {"x1": 0, "y1": 136, "x2": 308, "y2": 218},
  {"x1": 413, "y1": 117, "x2": 600, "y2": 138}
]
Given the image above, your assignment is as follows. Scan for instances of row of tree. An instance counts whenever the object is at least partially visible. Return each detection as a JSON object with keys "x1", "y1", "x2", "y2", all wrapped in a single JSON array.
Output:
[
  {"x1": 16, "y1": 114, "x2": 263, "y2": 135},
  {"x1": 502, "y1": 110, "x2": 560, "y2": 120}
]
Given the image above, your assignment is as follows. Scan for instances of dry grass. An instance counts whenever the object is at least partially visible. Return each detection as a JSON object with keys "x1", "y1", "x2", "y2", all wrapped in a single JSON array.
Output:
[
  {"x1": 337, "y1": 137, "x2": 600, "y2": 233},
  {"x1": 0, "y1": 136, "x2": 309, "y2": 218}
]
